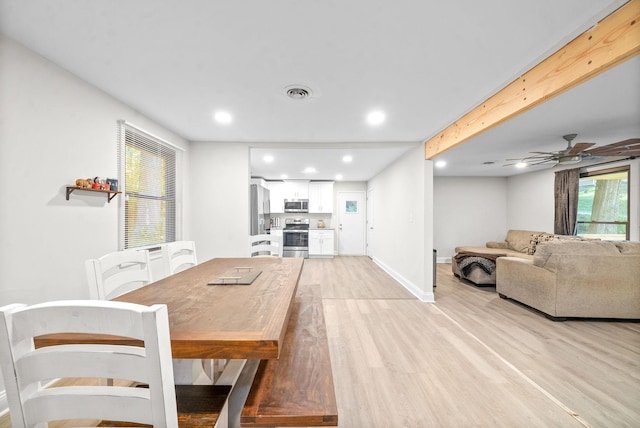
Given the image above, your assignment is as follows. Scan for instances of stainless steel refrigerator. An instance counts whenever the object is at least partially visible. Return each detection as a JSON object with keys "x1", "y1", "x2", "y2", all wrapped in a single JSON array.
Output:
[{"x1": 250, "y1": 183, "x2": 271, "y2": 235}]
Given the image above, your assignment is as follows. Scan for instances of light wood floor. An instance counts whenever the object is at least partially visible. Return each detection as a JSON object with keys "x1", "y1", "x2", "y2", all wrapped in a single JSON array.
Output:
[
  {"x1": 304, "y1": 256, "x2": 640, "y2": 428},
  {"x1": 2, "y1": 256, "x2": 638, "y2": 427}
]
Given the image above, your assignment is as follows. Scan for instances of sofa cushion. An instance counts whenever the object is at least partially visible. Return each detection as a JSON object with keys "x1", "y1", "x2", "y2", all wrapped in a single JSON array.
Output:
[
  {"x1": 486, "y1": 241, "x2": 509, "y2": 249},
  {"x1": 505, "y1": 229, "x2": 546, "y2": 253},
  {"x1": 613, "y1": 241, "x2": 640, "y2": 254},
  {"x1": 533, "y1": 240, "x2": 621, "y2": 272}
]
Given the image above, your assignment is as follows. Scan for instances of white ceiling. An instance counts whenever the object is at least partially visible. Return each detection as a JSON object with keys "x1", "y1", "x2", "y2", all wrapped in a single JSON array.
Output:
[{"x1": 1, "y1": 0, "x2": 637, "y2": 179}]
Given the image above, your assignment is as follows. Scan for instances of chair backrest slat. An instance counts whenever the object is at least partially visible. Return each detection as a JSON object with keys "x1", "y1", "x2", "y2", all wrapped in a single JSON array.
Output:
[
  {"x1": 0, "y1": 300, "x2": 178, "y2": 426},
  {"x1": 86, "y1": 250, "x2": 153, "y2": 300},
  {"x1": 162, "y1": 241, "x2": 197, "y2": 276},
  {"x1": 249, "y1": 234, "x2": 282, "y2": 257}
]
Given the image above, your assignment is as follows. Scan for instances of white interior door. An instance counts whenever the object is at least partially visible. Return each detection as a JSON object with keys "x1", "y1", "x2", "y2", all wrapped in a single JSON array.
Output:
[
  {"x1": 366, "y1": 189, "x2": 374, "y2": 258},
  {"x1": 338, "y1": 191, "x2": 366, "y2": 255}
]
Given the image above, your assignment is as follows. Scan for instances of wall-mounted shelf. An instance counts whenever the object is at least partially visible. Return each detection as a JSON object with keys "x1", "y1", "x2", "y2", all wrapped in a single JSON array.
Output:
[{"x1": 66, "y1": 186, "x2": 121, "y2": 203}]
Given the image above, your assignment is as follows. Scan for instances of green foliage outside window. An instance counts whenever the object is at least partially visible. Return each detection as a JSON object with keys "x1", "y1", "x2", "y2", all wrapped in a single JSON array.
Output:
[{"x1": 576, "y1": 168, "x2": 629, "y2": 240}]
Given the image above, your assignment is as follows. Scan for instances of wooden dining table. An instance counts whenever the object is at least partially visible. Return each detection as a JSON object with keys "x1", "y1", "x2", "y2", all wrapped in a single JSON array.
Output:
[{"x1": 37, "y1": 257, "x2": 304, "y2": 360}]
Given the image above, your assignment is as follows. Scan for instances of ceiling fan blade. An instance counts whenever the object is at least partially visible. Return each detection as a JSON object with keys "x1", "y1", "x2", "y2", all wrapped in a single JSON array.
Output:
[
  {"x1": 585, "y1": 138, "x2": 640, "y2": 156},
  {"x1": 568, "y1": 142, "x2": 595, "y2": 154}
]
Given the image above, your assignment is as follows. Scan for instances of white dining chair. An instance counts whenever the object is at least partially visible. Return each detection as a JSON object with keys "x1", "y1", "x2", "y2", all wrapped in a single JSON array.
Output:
[
  {"x1": 86, "y1": 249, "x2": 216, "y2": 386},
  {"x1": 85, "y1": 249, "x2": 153, "y2": 300},
  {"x1": 249, "y1": 234, "x2": 282, "y2": 257},
  {"x1": 160, "y1": 241, "x2": 225, "y2": 385},
  {"x1": 0, "y1": 300, "x2": 178, "y2": 426},
  {"x1": 162, "y1": 240, "x2": 198, "y2": 276}
]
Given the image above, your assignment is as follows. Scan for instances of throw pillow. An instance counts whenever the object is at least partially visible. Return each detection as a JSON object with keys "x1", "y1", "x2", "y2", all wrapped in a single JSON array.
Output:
[
  {"x1": 527, "y1": 232, "x2": 558, "y2": 255},
  {"x1": 506, "y1": 230, "x2": 545, "y2": 253}
]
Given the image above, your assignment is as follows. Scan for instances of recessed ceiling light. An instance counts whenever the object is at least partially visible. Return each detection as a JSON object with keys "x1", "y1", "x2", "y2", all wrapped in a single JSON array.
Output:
[
  {"x1": 515, "y1": 162, "x2": 528, "y2": 169},
  {"x1": 263, "y1": 155, "x2": 274, "y2": 163},
  {"x1": 214, "y1": 111, "x2": 232, "y2": 124},
  {"x1": 280, "y1": 174, "x2": 288, "y2": 179},
  {"x1": 335, "y1": 174, "x2": 343, "y2": 180},
  {"x1": 302, "y1": 167, "x2": 317, "y2": 175},
  {"x1": 435, "y1": 160, "x2": 447, "y2": 168},
  {"x1": 367, "y1": 111, "x2": 385, "y2": 126},
  {"x1": 342, "y1": 155, "x2": 353, "y2": 163}
]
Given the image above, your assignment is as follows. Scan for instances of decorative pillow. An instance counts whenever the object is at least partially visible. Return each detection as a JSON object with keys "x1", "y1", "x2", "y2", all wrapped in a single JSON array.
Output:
[
  {"x1": 506, "y1": 230, "x2": 545, "y2": 253},
  {"x1": 527, "y1": 232, "x2": 558, "y2": 255}
]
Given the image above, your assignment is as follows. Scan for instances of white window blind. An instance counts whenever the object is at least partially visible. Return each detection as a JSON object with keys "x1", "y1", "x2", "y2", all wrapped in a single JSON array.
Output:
[{"x1": 117, "y1": 121, "x2": 176, "y2": 249}]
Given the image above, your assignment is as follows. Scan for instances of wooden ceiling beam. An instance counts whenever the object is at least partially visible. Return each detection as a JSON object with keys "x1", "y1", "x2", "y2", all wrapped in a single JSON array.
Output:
[{"x1": 425, "y1": 0, "x2": 640, "y2": 159}]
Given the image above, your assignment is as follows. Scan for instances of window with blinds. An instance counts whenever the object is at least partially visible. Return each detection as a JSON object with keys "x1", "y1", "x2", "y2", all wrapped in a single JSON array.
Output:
[{"x1": 117, "y1": 121, "x2": 176, "y2": 249}]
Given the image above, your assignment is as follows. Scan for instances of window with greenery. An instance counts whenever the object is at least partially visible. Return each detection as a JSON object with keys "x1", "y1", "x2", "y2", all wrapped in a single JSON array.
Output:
[
  {"x1": 576, "y1": 166, "x2": 629, "y2": 240},
  {"x1": 118, "y1": 121, "x2": 176, "y2": 249}
]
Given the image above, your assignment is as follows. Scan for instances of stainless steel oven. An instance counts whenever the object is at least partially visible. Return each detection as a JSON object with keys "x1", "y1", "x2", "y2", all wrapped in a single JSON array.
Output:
[{"x1": 283, "y1": 218, "x2": 309, "y2": 258}]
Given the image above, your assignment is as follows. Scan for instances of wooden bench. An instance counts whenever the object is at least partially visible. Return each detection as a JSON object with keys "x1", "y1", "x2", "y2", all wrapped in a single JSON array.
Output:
[
  {"x1": 99, "y1": 384, "x2": 232, "y2": 427},
  {"x1": 240, "y1": 281, "x2": 338, "y2": 427}
]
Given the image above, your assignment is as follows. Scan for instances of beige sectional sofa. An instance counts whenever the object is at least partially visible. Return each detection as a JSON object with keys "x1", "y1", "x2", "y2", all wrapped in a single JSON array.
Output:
[
  {"x1": 452, "y1": 229, "x2": 544, "y2": 285},
  {"x1": 497, "y1": 240, "x2": 640, "y2": 320}
]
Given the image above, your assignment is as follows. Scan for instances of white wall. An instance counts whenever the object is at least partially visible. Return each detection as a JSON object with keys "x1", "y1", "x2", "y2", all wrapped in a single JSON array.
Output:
[
  {"x1": 434, "y1": 177, "x2": 508, "y2": 260},
  {"x1": 506, "y1": 169, "x2": 555, "y2": 232},
  {"x1": 434, "y1": 158, "x2": 640, "y2": 262},
  {"x1": 505, "y1": 159, "x2": 639, "y2": 240},
  {"x1": 189, "y1": 142, "x2": 251, "y2": 260},
  {"x1": 0, "y1": 35, "x2": 191, "y2": 413},
  {"x1": 0, "y1": 35, "x2": 190, "y2": 305},
  {"x1": 368, "y1": 145, "x2": 434, "y2": 302}
]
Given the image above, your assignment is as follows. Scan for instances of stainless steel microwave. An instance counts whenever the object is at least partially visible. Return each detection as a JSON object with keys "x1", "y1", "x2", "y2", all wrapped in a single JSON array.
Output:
[{"x1": 284, "y1": 199, "x2": 309, "y2": 213}]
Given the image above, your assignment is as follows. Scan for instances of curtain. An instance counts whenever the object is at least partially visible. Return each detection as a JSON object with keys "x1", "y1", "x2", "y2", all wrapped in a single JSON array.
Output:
[{"x1": 554, "y1": 168, "x2": 580, "y2": 235}]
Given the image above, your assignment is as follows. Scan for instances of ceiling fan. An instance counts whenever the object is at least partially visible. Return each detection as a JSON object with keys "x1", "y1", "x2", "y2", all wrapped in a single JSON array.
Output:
[{"x1": 505, "y1": 134, "x2": 640, "y2": 167}]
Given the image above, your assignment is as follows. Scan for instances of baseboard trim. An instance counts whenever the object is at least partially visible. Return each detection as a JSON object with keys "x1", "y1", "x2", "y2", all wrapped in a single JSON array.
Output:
[
  {"x1": 438, "y1": 256, "x2": 451, "y2": 263},
  {"x1": 371, "y1": 257, "x2": 435, "y2": 303}
]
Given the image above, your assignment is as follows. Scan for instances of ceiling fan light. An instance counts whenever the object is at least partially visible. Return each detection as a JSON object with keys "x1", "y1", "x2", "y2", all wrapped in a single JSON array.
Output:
[{"x1": 558, "y1": 155, "x2": 582, "y2": 164}]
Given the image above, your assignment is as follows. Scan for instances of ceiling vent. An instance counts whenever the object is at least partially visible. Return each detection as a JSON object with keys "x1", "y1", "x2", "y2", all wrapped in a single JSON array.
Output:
[{"x1": 284, "y1": 85, "x2": 312, "y2": 100}]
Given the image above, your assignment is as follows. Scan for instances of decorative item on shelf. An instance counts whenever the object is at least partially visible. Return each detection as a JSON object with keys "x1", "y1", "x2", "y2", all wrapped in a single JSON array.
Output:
[
  {"x1": 92, "y1": 177, "x2": 110, "y2": 190},
  {"x1": 74, "y1": 178, "x2": 93, "y2": 188},
  {"x1": 106, "y1": 178, "x2": 118, "y2": 191},
  {"x1": 317, "y1": 219, "x2": 325, "y2": 229}
]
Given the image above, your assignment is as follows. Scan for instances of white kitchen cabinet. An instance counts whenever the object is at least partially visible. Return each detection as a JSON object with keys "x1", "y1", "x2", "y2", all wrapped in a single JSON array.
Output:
[
  {"x1": 309, "y1": 229, "x2": 334, "y2": 257},
  {"x1": 284, "y1": 180, "x2": 309, "y2": 199},
  {"x1": 266, "y1": 180, "x2": 310, "y2": 213},
  {"x1": 308, "y1": 181, "x2": 334, "y2": 213},
  {"x1": 266, "y1": 181, "x2": 286, "y2": 213}
]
